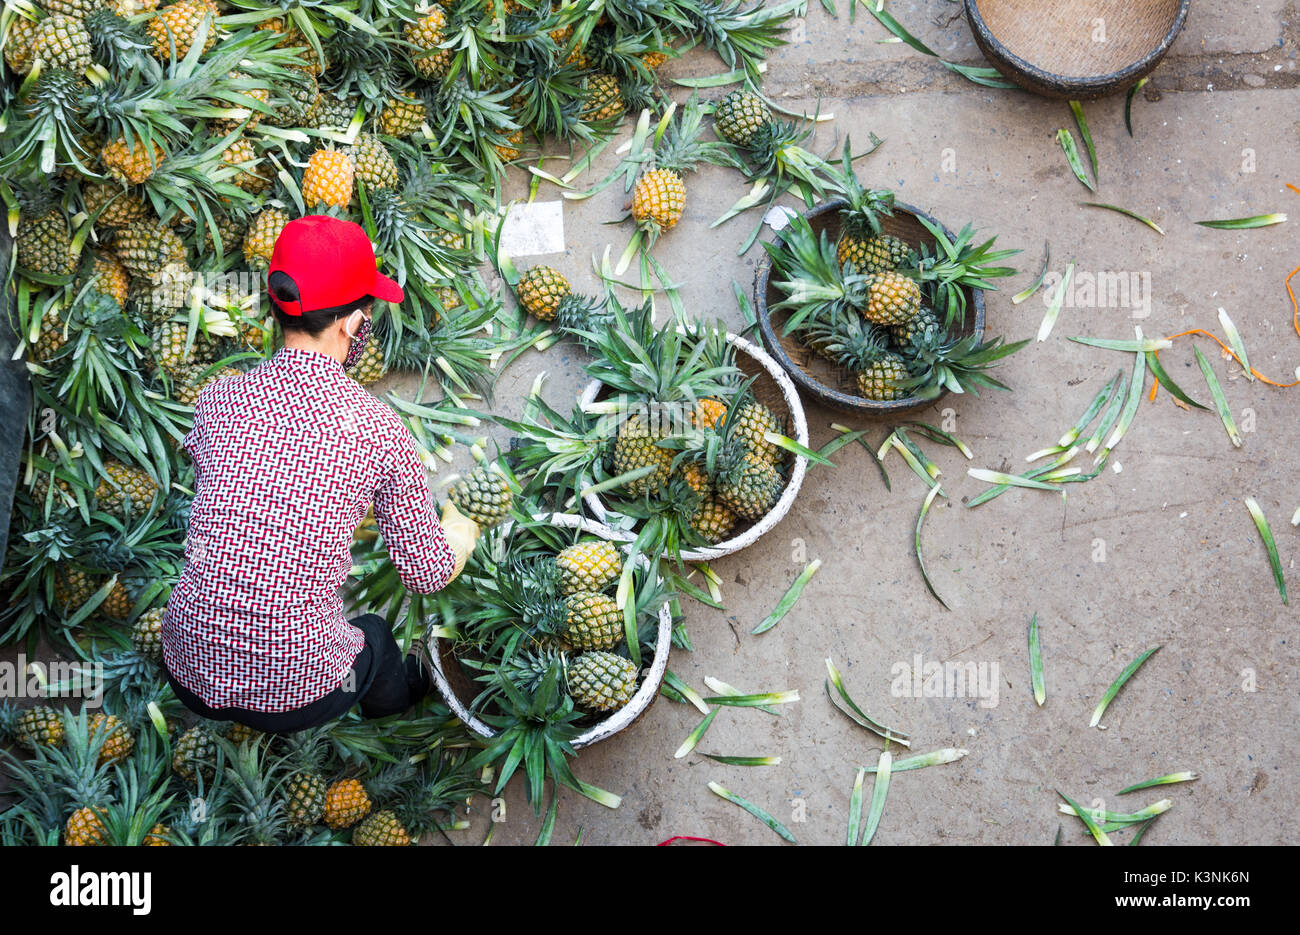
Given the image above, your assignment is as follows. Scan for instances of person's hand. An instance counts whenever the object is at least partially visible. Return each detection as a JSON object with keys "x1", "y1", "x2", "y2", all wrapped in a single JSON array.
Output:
[{"x1": 440, "y1": 500, "x2": 481, "y2": 582}]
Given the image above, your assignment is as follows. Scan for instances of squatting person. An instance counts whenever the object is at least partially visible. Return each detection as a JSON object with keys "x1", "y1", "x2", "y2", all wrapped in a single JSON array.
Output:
[{"x1": 160, "y1": 215, "x2": 481, "y2": 733}]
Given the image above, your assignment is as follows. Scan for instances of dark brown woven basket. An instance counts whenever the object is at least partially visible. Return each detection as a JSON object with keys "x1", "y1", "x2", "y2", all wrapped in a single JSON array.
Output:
[
  {"x1": 753, "y1": 199, "x2": 985, "y2": 416},
  {"x1": 965, "y1": 0, "x2": 1189, "y2": 99}
]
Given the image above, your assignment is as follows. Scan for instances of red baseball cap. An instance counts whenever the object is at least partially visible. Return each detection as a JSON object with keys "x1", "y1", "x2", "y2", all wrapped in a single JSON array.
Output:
[{"x1": 267, "y1": 215, "x2": 403, "y2": 315}]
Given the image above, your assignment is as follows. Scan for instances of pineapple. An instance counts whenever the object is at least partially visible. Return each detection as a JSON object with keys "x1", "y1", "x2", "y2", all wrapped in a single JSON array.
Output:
[
  {"x1": 888, "y1": 305, "x2": 941, "y2": 347},
  {"x1": 494, "y1": 127, "x2": 524, "y2": 162},
  {"x1": 130, "y1": 607, "x2": 165, "y2": 661},
  {"x1": 816, "y1": 314, "x2": 910, "y2": 402},
  {"x1": 267, "y1": 68, "x2": 318, "y2": 127},
  {"x1": 83, "y1": 254, "x2": 130, "y2": 306},
  {"x1": 302, "y1": 148, "x2": 354, "y2": 210},
  {"x1": 309, "y1": 91, "x2": 360, "y2": 131},
  {"x1": 631, "y1": 167, "x2": 686, "y2": 233},
  {"x1": 691, "y1": 396, "x2": 727, "y2": 430},
  {"x1": 613, "y1": 413, "x2": 672, "y2": 497},
  {"x1": 226, "y1": 722, "x2": 261, "y2": 746},
  {"x1": 347, "y1": 133, "x2": 399, "y2": 190},
  {"x1": 349, "y1": 343, "x2": 387, "y2": 386},
  {"x1": 733, "y1": 401, "x2": 783, "y2": 465},
  {"x1": 242, "y1": 207, "x2": 288, "y2": 270},
  {"x1": 713, "y1": 89, "x2": 771, "y2": 147},
  {"x1": 172, "y1": 725, "x2": 217, "y2": 783},
  {"x1": 860, "y1": 270, "x2": 922, "y2": 327},
  {"x1": 379, "y1": 95, "x2": 427, "y2": 137},
  {"x1": 66, "y1": 806, "x2": 108, "y2": 846},
  {"x1": 213, "y1": 71, "x2": 271, "y2": 135},
  {"x1": 143, "y1": 824, "x2": 172, "y2": 845},
  {"x1": 82, "y1": 182, "x2": 148, "y2": 229},
  {"x1": 101, "y1": 137, "x2": 164, "y2": 185},
  {"x1": 102, "y1": 580, "x2": 132, "y2": 618},
  {"x1": 567, "y1": 651, "x2": 638, "y2": 712},
  {"x1": 152, "y1": 320, "x2": 196, "y2": 377},
  {"x1": 715, "y1": 444, "x2": 783, "y2": 522},
  {"x1": 690, "y1": 497, "x2": 737, "y2": 544},
  {"x1": 147, "y1": 0, "x2": 219, "y2": 60},
  {"x1": 32, "y1": 15, "x2": 93, "y2": 74},
  {"x1": 89, "y1": 713, "x2": 134, "y2": 766},
  {"x1": 837, "y1": 232, "x2": 915, "y2": 276},
  {"x1": 561, "y1": 591, "x2": 622, "y2": 652},
  {"x1": 113, "y1": 218, "x2": 187, "y2": 280},
  {"x1": 176, "y1": 364, "x2": 240, "y2": 406},
  {"x1": 404, "y1": 5, "x2": 449, "y2": 78},
  {"x1": 323, "y1": 777, "x2": 371, "y2": 829},
  {"x1": 221, "y1": 137, "x2": 269, "y2": 193},
  {"x1": 13, "y1": 705, "x2": 66, "y2": 749},
  {"x1": 32, "y1": 309, "x2": 70, "y2": 362},
  {"x1": 95, "y1": 459, "x2": 160, "y2": 515},
  {"x1": 284, "y1": 770, "x2": 327, "y2": 828},
  {"x1": 556, "y1": 541, "x2": 621, "y2": 595},
  {"x1": 580, "y1": 72, "x2": 623, "y2": 122},
  {"x1": 54, "y1": 565, "x2": 101, "y2": 614},
  {"x1": 680, "y1": 461, "x2": 711, "y2": 498},
  {"x1": 446, "y1": 466, "x2": 513, "y2": 528},
  {"x1": 352, "y1": 809, "x2": 411, "y2": 846},
  {"x1": 16, "y1": 211, "x2": 76, "y2": 279},
  {"x1": 3, "y1": 15, "x2": 37, "y2": 74},
  {"x1": 516, "y1": 265, "x2": 570, "y2": 320}
]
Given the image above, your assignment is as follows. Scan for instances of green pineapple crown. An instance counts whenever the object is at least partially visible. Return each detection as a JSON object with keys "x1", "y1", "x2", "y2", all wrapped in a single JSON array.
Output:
[
  {"x1": 808, "y1": 313, "x2": 893, "y2": 374},
  {"x1": 826, "y1": 140, "x2": 897, "y2": 240},
  {"x1": 649, "y1": 95, "x2": 729, "y2": 176},
  {"x1": 909, "y1": 216, "x2": 1020, "y2": 326},
  {"x1": 899, "y1": 330, "x2": 1029, "y2": 400},
  {"x1": 765, "y1": 213, "x2": 872, "y2": 329}
]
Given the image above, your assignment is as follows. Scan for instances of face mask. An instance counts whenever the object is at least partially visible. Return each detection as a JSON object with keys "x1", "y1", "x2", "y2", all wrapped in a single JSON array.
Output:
[{"x1": 342, "y1": 315, "x2": 373, "y2": 371}]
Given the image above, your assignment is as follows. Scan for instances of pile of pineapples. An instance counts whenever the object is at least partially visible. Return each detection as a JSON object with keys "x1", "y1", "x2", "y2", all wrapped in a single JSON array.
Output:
[
  {"x1": 763, "y1": 155, "x2": 1026, "y2": 404},
  {"x1": 429, "y1": 513, "x2": 671, "y2": 810},
  {"x1": 502, "y1": 291, "x2": 796, "y2": 553},
  {"x1": 0, "y1": 687, "x2": 482, "y2": 846}
]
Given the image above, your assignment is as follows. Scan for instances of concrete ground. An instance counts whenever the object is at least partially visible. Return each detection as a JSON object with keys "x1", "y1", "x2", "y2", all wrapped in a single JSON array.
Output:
[{"x1": 424, "y1": 0, "x2": 1300, "y2": 844}]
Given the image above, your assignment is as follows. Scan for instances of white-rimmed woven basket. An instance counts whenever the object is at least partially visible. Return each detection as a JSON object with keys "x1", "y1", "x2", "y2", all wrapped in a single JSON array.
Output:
[
  {"x1": 578, "y1": 331, "x2": 809, "y2": 562},
  {"x1": 427, "y1": 512, "x2": 673, "y2": 749}
]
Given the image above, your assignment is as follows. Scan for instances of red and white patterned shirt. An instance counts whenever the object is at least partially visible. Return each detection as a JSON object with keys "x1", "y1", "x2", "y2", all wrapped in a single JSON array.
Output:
[{"x1": 162, "y1": 346, "x2": 455, "y2": 712}]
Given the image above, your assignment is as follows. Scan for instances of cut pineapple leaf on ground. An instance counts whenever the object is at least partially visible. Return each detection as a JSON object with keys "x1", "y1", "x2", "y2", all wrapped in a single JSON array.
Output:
[
  {"x1": 1217, "y1": 308, "x2": 1252, "y2": 382},
  {"x1": 847, "y1": 767, "x2": 866, "y2": 847},
  {"x1": 1069, "y1": 335, "x2": 1172, "y2": 353},
  {"x1": 860, "y1": 751, "x2": 892, "y2": 846},
  {"x1": 1194, "y1": 346, "x2": 1243, "y2": 448},
  {"x1": 1055, "y1": 370, "x2": 1121, "y2": 449},
  {"x1": 1125, "y1": 77, "x2": 1150, "y2": 136},
  {"x1": 703, "y1": 690, "x2": 800, "y2": 707},
  {"x1": 1056, "y1": 129, "x2": 1095, "y2": 192},
  {"x1": 1144, "y1": 351, "x2": 1207, "y2": 410},
  {"x1": 900, "y1": 421, "x2": 974, "y2": 459},
  {"x1": 967, "y1": 469, "x2": 1062, "y2": 493},
  {"x1": 1057, "y1": 799, "x2": 1172, "y2": 824},
  {"x1": 1090, "y1": 645, "x2": 1162, "y2": 728},
  {"x1": 1037, "y1": 260, "x2": 1074, "y2": 341},
  {"x1": 752, "y1": 559, "x2": 821, "y2": 634},
  {"x1": 708, "y1": 782, "x2": 797, "y2": 843},
  {"x1": 1068, "y1": 101, "x2": 1098, "y2": 182},
  {"x1": 859, "y1": 748, "x2": 968, "y2": 773},
  {"x1": 1195, "y1": 213, "x2": 1286, "y2": 229},
  {"x1": 1057, "y1": 789, "x2": 1113, "y2": 846},
  {"x1": 665, "y1": 670, "x2": 710, "y2": 715},
  {"x1": 915, "y1": 484, "x2": 949, "y2": 609},
  {"x1": 1118, "y1": 771, "x2": 1199, "y2": 795},
  {"x1": 704, "y1": 677, "x2": 780, "y2": 716},
  {"x1": 1012, "y1": 241, "x2": 1051, "y2": 304},
  {"x1": 824, "y1": 657, "x2": 911, "y2": 746},
  {"x1": 1029, "y1": 612, "x2": 1046, "y2": 706},
  {"x1": 1245, "y1": 497, "x2": 1288, "y2": 605},
  {"x1": 699, "y1": 754, "x2": 782, "y2": 766},
  {"x1": 1079, "y1": 202, "x2": 1165, "y2": 235},
  {"x1": 675, "y1": 708, "x2": 719, "y2": 759},
  {"x1": 1098, "y1": 340, "x2": 1148, "y2": 460}
]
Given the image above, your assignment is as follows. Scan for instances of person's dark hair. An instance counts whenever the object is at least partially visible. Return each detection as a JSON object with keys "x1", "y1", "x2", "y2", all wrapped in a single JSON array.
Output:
[{"x1": 268, "y1": 271, "x2": 374, "y2": 336}]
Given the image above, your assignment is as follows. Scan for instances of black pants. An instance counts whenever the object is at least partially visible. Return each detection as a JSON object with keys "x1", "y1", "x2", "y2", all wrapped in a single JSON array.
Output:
[{"x1": 165, "y1": 614, "x2": 430, "y2": 735}]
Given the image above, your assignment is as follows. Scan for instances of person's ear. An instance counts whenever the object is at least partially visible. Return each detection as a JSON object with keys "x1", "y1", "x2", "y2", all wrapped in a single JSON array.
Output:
[{"x1": 343, "y1": 308, "x2": 365, "y2": 339}]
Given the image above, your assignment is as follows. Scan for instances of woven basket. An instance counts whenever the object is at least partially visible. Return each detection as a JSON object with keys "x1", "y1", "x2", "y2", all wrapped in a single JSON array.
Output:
[
  {"x1": 753, "y1": 199, "x2": 985, "y2": 416},
  {"x1": 427, "y1": 513, "x2": 673, "y2": 749},
  {"x1": 965, "y1": 0, "x2": 1189, "y2": 100},
  {"x1": 577, "y1": 331, "x2": 809, "y2": 562}
]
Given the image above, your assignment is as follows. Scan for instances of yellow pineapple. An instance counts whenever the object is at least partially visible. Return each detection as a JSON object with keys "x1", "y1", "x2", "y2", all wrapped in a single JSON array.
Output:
[
  {"x1": 101, "y1": 137, "x2": 164, "y2": 185},
  {"x1": 555, "y1": 540, "x2": 621, "y2": 595},
  {"x1": 242, "y1": 207, "x2": 288, "y2": 270},
  {"x1": 147, "y1": 0, "x2": 219, "y2": 60},
  {"x1": 352, "y1": 810, "x2": 411, "y2": 846},
  {"x1": 66, "y1": 806, "x2": 107, "y2": 846},
  {"x1": 302, "y1": 148, "x2": 354, "y2": 209},
  {"x1": 323, "y1": 778, "x2": 371, "y2": 829},
  {"x1": 89, "y1": 713, "x2": 134, "y2": 766},
  {"x1": 632, "y1": 168, "x2": 686, "y2": 234},
  {"x1": 516, "y1": 266, "x2": 570, "y2": 321}
]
